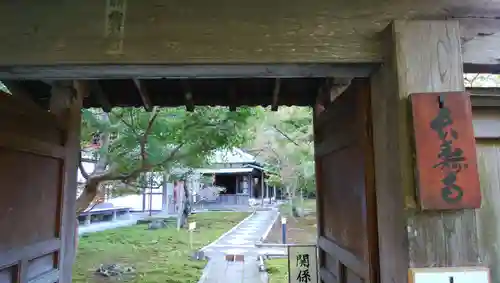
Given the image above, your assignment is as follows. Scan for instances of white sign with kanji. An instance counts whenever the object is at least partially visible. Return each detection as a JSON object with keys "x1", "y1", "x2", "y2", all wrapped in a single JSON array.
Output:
[
  {"x1": 409, "y1": 267, "x2": 490, "y2": 283},
  {"x1": 288, "y1": 245, "x2": 318, "y2": 283}
]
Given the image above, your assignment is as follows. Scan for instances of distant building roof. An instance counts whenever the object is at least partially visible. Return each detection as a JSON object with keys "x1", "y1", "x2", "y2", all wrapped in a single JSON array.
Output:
[
  {"x1": 209, "y1": 148, "x2": 256, "y2": 164},
  {"x1": 197, "y1": 167, "x2": 254, "y2": 174}
]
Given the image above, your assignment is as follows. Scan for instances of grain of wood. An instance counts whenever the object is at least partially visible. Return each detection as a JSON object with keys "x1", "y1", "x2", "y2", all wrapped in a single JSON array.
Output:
[
  {"x1": 475, "y1": 140, "x2": 500, "y2": 282},
  {"x1": 370, "y1": 20, "x2": 480, "y2": 283},
  {"x1": 0, "y1": 1, "x2": 498, "y2": 65}
]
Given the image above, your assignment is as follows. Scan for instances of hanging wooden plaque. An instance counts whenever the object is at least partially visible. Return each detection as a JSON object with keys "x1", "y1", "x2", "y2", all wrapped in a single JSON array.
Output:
[{"x1": 410, "y1": 92, "x2": 481, "y2": 210}]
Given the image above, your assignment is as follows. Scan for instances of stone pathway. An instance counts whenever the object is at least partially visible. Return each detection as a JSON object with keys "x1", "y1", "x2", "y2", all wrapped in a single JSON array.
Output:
[{"x1": 199, "y1": 209, "x2": 286, "y2": 283}]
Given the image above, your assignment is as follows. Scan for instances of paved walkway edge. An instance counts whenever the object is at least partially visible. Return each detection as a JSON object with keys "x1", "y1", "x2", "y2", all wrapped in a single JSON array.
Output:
[
  {"x1": 260, "y1": 209, "x2": 279, "y2": 242},
  {"x1": 200, "y1": 209, "x2": 257, "y2": 252},
  {"x1": 197, "y1": 259, "x2": 215, "y2": 283}
]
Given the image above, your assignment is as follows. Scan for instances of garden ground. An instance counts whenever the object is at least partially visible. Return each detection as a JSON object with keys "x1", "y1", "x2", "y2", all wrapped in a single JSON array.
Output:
[
  {"x1": 72, "y1": 212, "x2": 249, "y2": 283},
  {"x1": 265, "y1": 199, "x2": 317, "y2": 283},
  {"x1": 265, "y1": 199, "x2": 317, "y2": 244}
]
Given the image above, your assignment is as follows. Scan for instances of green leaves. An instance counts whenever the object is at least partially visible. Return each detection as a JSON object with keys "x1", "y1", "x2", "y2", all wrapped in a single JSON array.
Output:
[
  {"x1": 81, "y1": 106, "x2": 257, "y2": 192},
  {"x1": 247, "y1": 106, "x2": 315, "y2": 195}
]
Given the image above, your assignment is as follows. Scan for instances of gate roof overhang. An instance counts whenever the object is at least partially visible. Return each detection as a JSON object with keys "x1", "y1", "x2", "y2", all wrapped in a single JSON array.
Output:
[{"x1": 1, "y1": 0, "x2": 500, "y2": 108}]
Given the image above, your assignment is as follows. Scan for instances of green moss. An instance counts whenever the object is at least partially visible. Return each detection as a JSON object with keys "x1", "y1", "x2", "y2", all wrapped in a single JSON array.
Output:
[
  {"x1": 267, "y1": 258, "x2": 289, "y2": 283},
  {"x1": 73, "y1": 212, "x2": 249, "y2": 283}
]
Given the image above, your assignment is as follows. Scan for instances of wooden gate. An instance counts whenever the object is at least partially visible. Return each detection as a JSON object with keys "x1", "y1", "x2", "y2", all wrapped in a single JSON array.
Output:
[
  {"x1": 0, "y1": 87, "x2": 80, "y2": 283},
  {"x1": 314, "y1": 79, "x2": 379, "y2": 283}
]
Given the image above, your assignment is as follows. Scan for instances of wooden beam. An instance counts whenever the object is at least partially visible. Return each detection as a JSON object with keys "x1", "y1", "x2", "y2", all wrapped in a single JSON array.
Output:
[
  {"x1": 459, "y1": 18, "x2": 500, "y2": 66},
  {"x1": 0, "y1": 2, "x2": 498, "y2": 68},
  {"x1": 0, "y1": 132, "x2": 66, "y2": 159},
  {"x1": 271, "y1": 78, "x2": 280, "y2": 111},
  {"x1": 133, "y1": 79, "x2": 153, "y2": 112},
  {"x1": 88, "y1": 81, "x2": 112, "y2": 113},
  {"x1": 181, "y1": 80, "x2": 195, "y2": 112},
  {"x1": 0, "y1": 64, "x2": 376, "y2": 80},
  {"x1": 318, "y1": 236, "x2": 369, "y2": 279},
  {"x1": 0, "y1": 239, "x2": 60, "y2": 269},
  {"x1": 370, "y1": 20, "x2": 479, "y2": 283}
]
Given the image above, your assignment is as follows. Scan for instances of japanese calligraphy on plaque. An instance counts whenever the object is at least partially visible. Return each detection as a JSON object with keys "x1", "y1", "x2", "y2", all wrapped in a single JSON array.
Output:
[
  {"x1": 105, "y1": 0, "x2": 127, "y2": 54},
  {"x1": 288, "y1": 245, "x2": 318, "y2": 283},
  {"x1": 410, "y1": 92, "x2": 481, "y2": 210}
]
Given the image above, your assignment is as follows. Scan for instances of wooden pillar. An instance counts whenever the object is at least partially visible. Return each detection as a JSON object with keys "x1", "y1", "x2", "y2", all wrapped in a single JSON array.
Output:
[
  {"x1": 248, "y1": 173, "x2": 253, "y2": 198},
  {"x1": 370, "y1": 20, "x2": 479, "y2": 283},
  {"x1": 55, "y1": 81, "x2": 83, "y2": 283}
]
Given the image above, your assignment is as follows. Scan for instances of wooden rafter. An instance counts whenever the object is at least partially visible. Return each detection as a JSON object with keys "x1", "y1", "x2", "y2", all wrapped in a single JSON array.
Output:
[
  {"x1": 181, "y1": 80, "x2": 195, "y2": 112},
  {"x1": 228, "y1": 84, "x2": 237, "y2": 112},
  {"x1": 133, "y1": 79, "x2": 153, "y2": 112},
  {"x1": 271, "y1": 78, "x2": 280, "y2": 111},
  {"x1": 329, "y1": 78, "x2": 352, "y2": 103},
  {"x1": 88, "y1": 81, "x2": 112, "y2": 113}
]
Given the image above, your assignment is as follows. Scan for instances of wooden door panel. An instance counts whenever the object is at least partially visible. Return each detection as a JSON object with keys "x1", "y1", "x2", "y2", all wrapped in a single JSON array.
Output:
[
  {"x1": 0, "y1": 90, "x2": 77, "y2": 283},
  {"x1": 315, "y1": 79, "x2": 378, "y2": 283}
]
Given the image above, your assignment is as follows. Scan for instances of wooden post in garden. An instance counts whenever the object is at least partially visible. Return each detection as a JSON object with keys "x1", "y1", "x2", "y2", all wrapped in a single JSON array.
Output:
[
  {"x1": 176, "y1": 181, "x2": 185, "y2": 230},
  {"x1": 261, "y1": 171, "x2": 264, "y2": 206},
  {"x1": 370, "y1": 20, "x2": 480, "y2": 283},
  {"x1": 273, "y1": 185, "x2": 276, "y2": 203}
]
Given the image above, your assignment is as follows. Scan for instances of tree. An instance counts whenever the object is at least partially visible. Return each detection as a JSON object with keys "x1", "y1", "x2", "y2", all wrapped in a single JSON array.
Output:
[
  {"x1": 245, "y1": 107, "x2": 315, "y2": 200},
  {"x1": 77, "y1": 106, "x2": 257, "y2": 214}
]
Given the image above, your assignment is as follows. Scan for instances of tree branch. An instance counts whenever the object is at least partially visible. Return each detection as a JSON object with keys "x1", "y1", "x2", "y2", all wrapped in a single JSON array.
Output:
[
  {"x1": 272, "y1": 125, "x2": 300, "y2": 146},
  {"x1": 114, "y1": 142, "x2": 186, "y2": 183},
  {"x1": 140, "y1": 107, "x2": 159, "y2": 166},
  {"x1": 94, "y1": 114, "x2": 111, "y2": 173},
  {"x1": 78, "y1": 152, "x2": 90, "y2": 180}
]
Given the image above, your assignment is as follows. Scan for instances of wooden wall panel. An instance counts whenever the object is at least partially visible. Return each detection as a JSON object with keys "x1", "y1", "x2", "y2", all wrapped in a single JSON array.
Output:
[
  {"x1": 321, "y1": 146, "x2": 367, "y2": 260},
  {"x1": 315, "y1": 79, "x2": 378, "y2": 283},
  {"x1": 0, "y1": 87, "x2": 81, "y2": 283},
  {"x1": 27, "y1": 254, "x2": 55, "y2": 281},
  {"x1": 0, "y1": 150, "x2": 61, "y2": 252},
  {"x1": 475, "y1": 140, "x2": 500, "y2": 283}
]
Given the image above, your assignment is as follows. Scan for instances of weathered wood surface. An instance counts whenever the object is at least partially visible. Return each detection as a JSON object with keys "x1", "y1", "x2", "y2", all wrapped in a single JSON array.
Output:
[
  {"x1": 0, "y1": 90, "x2": 70, "y2": 283},
  {"x1": 315, "y1": 79, "x2": 378, "y2": 283},
  {"x1": 370, "y1": 20, "x2": 479, "y2": 283},
  {"x1": 472, "y1": 110, "x2": 500, "y2": 138},
  {"x1": 57, "y1": 81, "x2": 83, "y2": 283},
  {"x1": 411, "y1": 92, "x2": 481, "y2": 210},
  {"x1": 475, "y1": 140, "x2": 500, "y2": 283},
  {"x1": 0, "y1": 1, "x2": 498, "y2": 66}
]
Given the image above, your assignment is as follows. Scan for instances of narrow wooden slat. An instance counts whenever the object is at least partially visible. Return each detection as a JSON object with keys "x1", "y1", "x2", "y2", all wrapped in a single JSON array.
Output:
[
  {"x1": 18, "y1": 260, "x2": 29, "y2": 283},
  {"x1": 473, "y1": 110, "x2": 500, "y2": 139},
  {"x1": 467, "y1": 87, "x2": 500, "y2": 96},
  {"x1": 0, "y1": 133, "x2": 65, "y2": 159},
  {"x1": 317, "y1": 236, "x2": 369, "y2": 279},
  {"x1": 133, "y1": 79, "x2": 153, "y2": 111},
  {"x1": 28, "y1": 269, "x2": 59, "y2": 283},
  {"x1": 0, "y1": 239, "x2": 60, "y2": 269},
  {"x1": 88, "y1": 81, "x2": 112, "y2": 113},
  {"x1": 319, "y1": 267, "x2": 337, "y2": 283}
]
